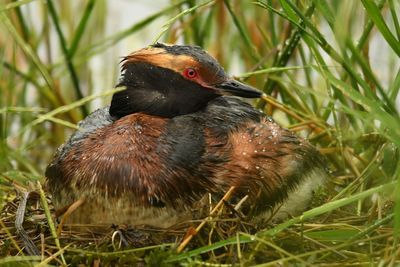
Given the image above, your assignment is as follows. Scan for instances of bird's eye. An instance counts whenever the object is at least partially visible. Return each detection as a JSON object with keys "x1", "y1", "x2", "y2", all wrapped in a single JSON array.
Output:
[{"x1": 183, "y1": 68, "x2": 197, "y2": 79}]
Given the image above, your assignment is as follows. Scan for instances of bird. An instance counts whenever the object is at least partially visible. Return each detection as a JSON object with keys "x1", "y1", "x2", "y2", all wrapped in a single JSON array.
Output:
[{"x1": 45, "y1": 43, "x2": 327, "y2": 228}]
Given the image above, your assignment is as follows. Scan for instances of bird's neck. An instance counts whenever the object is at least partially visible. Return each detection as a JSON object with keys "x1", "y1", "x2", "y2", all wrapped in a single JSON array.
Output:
[{"x1": 109, "y1": 62, "x2": 218, "y2": 119}]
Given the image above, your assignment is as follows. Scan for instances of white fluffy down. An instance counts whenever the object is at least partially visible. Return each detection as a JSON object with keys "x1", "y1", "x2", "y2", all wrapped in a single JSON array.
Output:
[{"x1": 256, "y1": 167, "x2": 327, "y2": 223}]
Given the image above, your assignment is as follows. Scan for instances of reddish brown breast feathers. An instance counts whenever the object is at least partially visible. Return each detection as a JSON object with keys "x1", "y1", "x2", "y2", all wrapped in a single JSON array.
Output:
[{"x1": 47, "y1": 113, "x2": 167, "y2": 206}]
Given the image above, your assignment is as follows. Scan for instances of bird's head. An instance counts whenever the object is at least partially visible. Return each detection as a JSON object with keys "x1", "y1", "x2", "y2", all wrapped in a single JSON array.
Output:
[{"x1": 110, "y1": 43, "x2": 262, "y2": 118}]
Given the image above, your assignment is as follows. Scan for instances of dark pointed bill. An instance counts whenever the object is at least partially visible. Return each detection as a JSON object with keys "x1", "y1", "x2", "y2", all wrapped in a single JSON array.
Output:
[{"x1": 214, "y1": 79, "x2": 262, "y2": 98}]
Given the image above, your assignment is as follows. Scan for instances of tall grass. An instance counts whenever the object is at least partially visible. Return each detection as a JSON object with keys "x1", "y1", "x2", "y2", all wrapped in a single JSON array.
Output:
[{"x1": 1, "y1": 0, "x2": 399, "y2": 265}]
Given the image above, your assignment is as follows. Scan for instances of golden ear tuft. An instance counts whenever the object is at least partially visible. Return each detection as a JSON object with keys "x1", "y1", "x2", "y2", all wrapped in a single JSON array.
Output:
[
  {"x1": 121, "y1": 47, "x2": 167, "y2": 71},
  {"x1": 120, "y1": 46, "x2": 198, "y2": 74}
]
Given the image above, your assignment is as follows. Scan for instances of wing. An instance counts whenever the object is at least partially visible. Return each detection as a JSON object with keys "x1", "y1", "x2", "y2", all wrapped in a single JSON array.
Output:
[{"x1": 45, "y1": 112, "x2": 216, "y2": 208}]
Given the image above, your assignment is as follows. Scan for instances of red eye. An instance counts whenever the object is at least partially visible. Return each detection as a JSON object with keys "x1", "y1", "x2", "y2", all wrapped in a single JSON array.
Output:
[{"x1": 184, "y1": 68, "x2": 197, "y2": 79}]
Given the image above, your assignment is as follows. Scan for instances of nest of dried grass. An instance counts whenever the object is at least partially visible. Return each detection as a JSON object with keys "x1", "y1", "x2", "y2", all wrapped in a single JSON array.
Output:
[{"x1": 1, "y1": 184, "x2": 263, "y2": 265}]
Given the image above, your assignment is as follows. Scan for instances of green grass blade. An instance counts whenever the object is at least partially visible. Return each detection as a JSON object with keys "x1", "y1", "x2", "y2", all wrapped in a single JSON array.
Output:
[
  {"x1": 356, "y1": 0, "x2": 386, "y2": 50},
  {"x1": 278, "y1": 0, "x2": 398, "y2": 117},
  {"x1": 0, "y1": 256, "x2": 41, "y2": 265},
  {"x1": 314, "y1": 65, "x2": 400, "y2": 146},
  {"x1": 346, "y1": 40, "x2": 396, "y2": 113},
  {"x1": 0, "y1": 12, "x2": 59, "y2": 106},
  {"x1": 68, "y1": 0, "x2": 96, "y2": 58},
  {"x1": 11, "y1": 0, "x2": 30, "y2": 41},
  {"x1": 394, "y1": 160, "x2": 400, "y2": 236},
  {"x1": 153, "y1": 0, "x2": 214, "y2": 43},
  {"x1": 47, "y1": 0, "x2": 87, "y2": 115},
  {"x1": 361, "y1": 0, "x2": 400, "y2": 57},
  {"x1": 37, "y1": 182, "x2": 66, "y2": 265},
  {"x1": 389, "y1": 68, "x2": 400, "y2": 101},
  {"x1": 13, "y1": 87, "x2": 125, "y2": 139},
  {"x1": 388, "y1": 0, "x2": 400, "y2": 39},
  {"x1": 224, "y1": 0, "x2": 258, "y2": 61},
  {"x1": 313, "y1": 0, "x2": 334, "y2": 25},
  {"x1": 0, "y1": 0, "x2": 37, "y2": 11}
]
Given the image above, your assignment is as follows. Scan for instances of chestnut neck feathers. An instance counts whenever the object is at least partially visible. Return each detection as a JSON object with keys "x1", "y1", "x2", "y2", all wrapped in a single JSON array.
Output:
[{"x1": 110, "y1": 43, "x2": 261, "y2": 118}]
